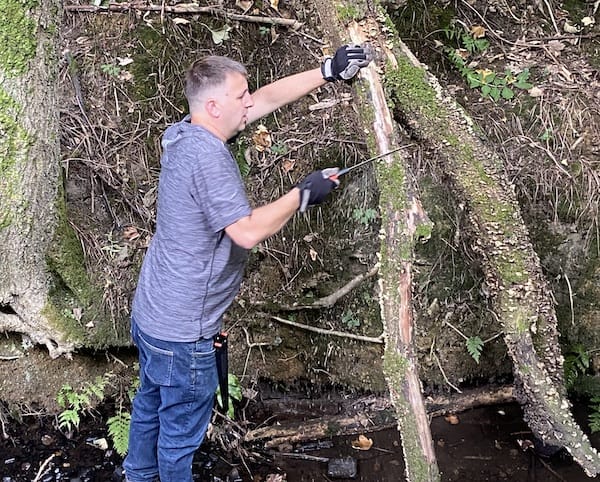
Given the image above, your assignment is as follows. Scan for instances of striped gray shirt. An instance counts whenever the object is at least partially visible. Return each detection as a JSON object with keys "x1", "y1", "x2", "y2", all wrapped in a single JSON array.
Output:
[{"x1": 132, "y1": 117, "x2": 251, "y2": 341}]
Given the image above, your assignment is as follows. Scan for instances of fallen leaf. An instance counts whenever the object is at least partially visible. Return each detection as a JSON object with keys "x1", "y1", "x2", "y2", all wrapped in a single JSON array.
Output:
[
  {"x1": 172, "y1": 17, "x2": 190, "y2": 25},
  {"x1": 270, "y1": 0, "x2": 279, "y2": 10},
  {"x1": 547, "y1": 39, "x2": 565, "y2": 56},
  {"x1": 445, "y1": 414, "x2": 460, "y2": 425},
  {"x1": 455, "y1": 48, "x2": 470, "y2": 60},
  {"x1": 470, "y1": 25, "x2": 486, "y2": 38},
  {"x1": 351, "y1": 434, "x2": 373, "y2": 450},
  {"x1": 563, "y1": 19, "x2": 581, "y2": 33},
  {"x1": 235, "y1": 0, "x2": 253, "y2": 11},
  {"x1": 309, "y1": 247, "x2": 318, "y2": 261},
  {"x1": 90, "y1": 438, "x2": 109, "y2": 450},
  {"x1": 528, "y1": 86, "x2": 544, "y2": 97},
  {"x1": 252, "y1": 124, "x2": 272, "y2": 152},
  {"x1": 581, "y1": 16, "x2": 595, "y2": 27},
  {"x1": 117, "y1": 57, "x2": 133, "y2": 66},
  {"x1": 281, "y1": 159, "x2": 295, "y2": 173},
  {"x1": 123, "y1": 226, "x2": 140, "y2": 241},
  {"x1": 202, "y1": 24, "x2": 232, "y2": 45}
]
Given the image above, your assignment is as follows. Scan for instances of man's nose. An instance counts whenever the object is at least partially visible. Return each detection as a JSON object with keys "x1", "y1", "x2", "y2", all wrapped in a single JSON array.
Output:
[{"x1": 245, "y1": 93, "x2": 254, "y2": 107}]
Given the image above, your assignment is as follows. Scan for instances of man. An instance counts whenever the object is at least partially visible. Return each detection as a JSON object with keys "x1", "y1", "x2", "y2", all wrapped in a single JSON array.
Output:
[{"x1": 123, "y1": 44, "x2": 373, "y2": 482}]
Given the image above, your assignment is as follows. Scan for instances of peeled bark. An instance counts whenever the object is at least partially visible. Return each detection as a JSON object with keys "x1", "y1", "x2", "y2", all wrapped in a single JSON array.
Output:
[
  {"x1": 0, "y1": 0, "x2": 72, "y2": 357},
  {"x1": 347, "y1": 19, "x2": 441, "y2": 482}
]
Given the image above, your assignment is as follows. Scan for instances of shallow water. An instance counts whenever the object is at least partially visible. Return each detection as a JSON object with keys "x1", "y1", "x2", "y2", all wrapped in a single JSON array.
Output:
[{"x1": 1, "y1": 402, "x2": 599, "y2": 481}]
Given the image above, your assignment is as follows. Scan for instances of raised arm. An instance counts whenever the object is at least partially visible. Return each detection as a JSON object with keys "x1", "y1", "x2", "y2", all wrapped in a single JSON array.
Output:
[
  {"x1": 246, "y1": 44, "x2": 374, "y2": 124},
  {"x1": 246, "y1": 68, "x2": 326, "y2": 124}
]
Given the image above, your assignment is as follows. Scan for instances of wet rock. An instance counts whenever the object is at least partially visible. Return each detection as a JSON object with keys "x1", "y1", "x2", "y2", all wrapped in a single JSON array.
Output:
[
  {"x1": 327, "y1": 457, "x2": 357, "y2": 479},
  {"x1": 226, "y1": 467, "x2": 243, "y2": 481}
]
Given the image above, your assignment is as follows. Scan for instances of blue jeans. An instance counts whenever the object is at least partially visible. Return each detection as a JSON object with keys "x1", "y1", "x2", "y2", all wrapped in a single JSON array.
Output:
[{"x1": 124, "y1": 318, "x2": 218, "y2": 482}]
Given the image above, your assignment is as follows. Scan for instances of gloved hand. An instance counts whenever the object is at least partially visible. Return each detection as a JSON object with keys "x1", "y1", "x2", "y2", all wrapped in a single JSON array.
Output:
[
  {"x1": 296, "y1": 168, "x2": 340, "y2": 212},
  {"x1": 321, "y1": 43, "x2": 374, "y2": 82}
]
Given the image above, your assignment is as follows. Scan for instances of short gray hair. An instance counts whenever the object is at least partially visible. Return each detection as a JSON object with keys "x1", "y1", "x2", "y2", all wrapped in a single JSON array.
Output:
[{"x1": 185, "y1": 56, "x2": 247, "y2": 108}]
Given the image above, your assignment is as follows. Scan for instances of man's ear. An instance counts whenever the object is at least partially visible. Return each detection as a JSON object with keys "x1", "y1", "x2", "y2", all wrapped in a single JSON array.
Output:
[{"x1": 205, "y1": 99, "x2": 221, "y2": 118}]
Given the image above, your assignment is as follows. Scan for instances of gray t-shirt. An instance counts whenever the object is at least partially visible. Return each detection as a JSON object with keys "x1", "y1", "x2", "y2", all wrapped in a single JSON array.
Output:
[{"x1": 131, "y1": 116, "x2": 252, "y2": 341}]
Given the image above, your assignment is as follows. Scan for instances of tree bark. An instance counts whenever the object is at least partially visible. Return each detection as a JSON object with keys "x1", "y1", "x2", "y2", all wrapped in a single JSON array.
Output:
[
  {"x1": 343, "y1": 11, "x2": 600, "y2": 477},
  {"x1": 0, "y1": 0, "x2": 71, "y2": 357}
]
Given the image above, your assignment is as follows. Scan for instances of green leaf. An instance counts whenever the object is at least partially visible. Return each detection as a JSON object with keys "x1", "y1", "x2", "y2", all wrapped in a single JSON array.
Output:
[
  {"x1": 490, "y1": 87, "x2": 501, "y2": 101},
  {"x1": 481, "y1": 84, "x2": 492, "y2": 96},
  {"x1": 466, "y1": 336, "x2": 484, "y2": 364},
  {"x1": 107, "y1": 412, "x2": 131, "y2": 457},
  {"x1": 228, "y1": 374, "x2": 243, "y2": 402},
  {"x1": 501, "y1": 87, "x2": 514, "y2": 99},
  {"x1": 513, "y1": 81, "x2": 533, "y2": 90},
  {"x1": 467, "y1": 73, "x2": 482, "y2": 88}
]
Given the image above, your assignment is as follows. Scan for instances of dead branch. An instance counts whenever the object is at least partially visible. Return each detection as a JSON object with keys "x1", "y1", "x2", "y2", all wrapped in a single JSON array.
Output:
[
  {"x1": 267, "y1": 314, "x2": 384, "y2": 344},
  {"x1": 257, "y1": 265, "x2": 379, "y2": 311},
  {"x1": 245, "y1": 385, "x2": 515, "y2": 448},
  {"x1": 64, "y1": 2, "x2": 303, "y2": 29}
]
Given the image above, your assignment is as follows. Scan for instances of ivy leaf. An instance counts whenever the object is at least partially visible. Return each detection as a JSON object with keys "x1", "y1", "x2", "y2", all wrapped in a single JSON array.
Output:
[{"x1": 466, "y1": 336, "x2": 484, "y2": 363}]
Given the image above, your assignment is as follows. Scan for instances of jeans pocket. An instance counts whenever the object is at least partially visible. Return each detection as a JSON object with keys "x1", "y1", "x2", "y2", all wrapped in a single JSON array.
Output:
[
  {"x1": 192, "y1": 340, "x2": 218, "y2": 392},
  {"x1": 138, "y1": 332, "x2": 174, "y2": 387}
]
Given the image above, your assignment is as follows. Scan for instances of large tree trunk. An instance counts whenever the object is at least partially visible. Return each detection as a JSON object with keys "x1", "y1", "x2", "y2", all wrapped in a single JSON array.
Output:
[
  {"x1": 342, "y1": 10, "x2": 600, "y2": 477},
  {"x1": 0, "y1": 0, "x2": 73, "y2": 358}
]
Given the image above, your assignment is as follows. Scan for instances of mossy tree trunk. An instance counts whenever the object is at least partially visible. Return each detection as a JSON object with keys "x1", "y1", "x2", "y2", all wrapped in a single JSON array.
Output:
[
  {"x1": 0, "y1": 0, "x2": 72, "y2": 357},
  {"x1": 342, "y1": 7, "x2": 600, "y2": 477}
]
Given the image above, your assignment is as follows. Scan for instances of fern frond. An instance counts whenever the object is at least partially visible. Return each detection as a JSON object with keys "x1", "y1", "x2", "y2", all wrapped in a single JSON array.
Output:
[
  {"x1": 107, "y1": 412, "x2": 131, "y2": 457},
  {"x1": 466, "y1": 336, "x2": 484, "y2": 364}
]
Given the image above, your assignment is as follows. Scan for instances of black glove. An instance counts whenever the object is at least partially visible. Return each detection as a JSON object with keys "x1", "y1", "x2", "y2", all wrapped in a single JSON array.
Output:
[
  {"x1": 297, "y1": 168, "x2": 340, "y2": 212},
  {"x1": 321, "y1": 43, "x2": 374, "y2": 82}
]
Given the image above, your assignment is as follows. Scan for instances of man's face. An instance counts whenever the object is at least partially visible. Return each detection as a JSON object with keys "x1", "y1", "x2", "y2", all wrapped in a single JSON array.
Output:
[{"x1": 218, "y1": 72, "x2": 254, "y2": 139}]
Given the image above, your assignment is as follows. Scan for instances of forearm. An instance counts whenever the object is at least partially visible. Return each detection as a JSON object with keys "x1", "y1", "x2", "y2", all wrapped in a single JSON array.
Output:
[
  {"x1": 225, "y1": 188, "x2": 301, "y2": 249},
  {"x1": 247, "y1": 68, "x2": 326, "y2": 123}
]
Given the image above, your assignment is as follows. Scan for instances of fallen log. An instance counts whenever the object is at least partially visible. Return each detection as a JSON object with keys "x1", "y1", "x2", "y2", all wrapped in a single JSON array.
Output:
[
  {"x1": 341, "y1": 10, "x2": 600, "y2": 478},
  {"x1": 245, "y1": 385, "x2": 515, "y2": 448}
]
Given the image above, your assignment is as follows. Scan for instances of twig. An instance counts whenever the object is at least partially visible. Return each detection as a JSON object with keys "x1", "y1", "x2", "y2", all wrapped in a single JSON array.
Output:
[
  {"x1": 267, "y1": 314, "x2": 384, "y2": 344},
  {"x1": 0, "y1": 405, "x2": 8, "y2": 440},
  {"x1": 276, "y1": 452, "x2": 330, "y2": 462},
  {"x1": 32, "y1": 454, "x2": 56, "y2": 482},
  {"x1": 430, "y1": 338, "x2": 462, "y2": 394},
  {"x1": 563, "y1": 271, "x2": 575, "y2": 327},
  {"x1": 541, "y1": 0, "x2": 561, "y2": 36},
  {"x1": 64, "y1": 3, "x2": 303, "y2": 29}
]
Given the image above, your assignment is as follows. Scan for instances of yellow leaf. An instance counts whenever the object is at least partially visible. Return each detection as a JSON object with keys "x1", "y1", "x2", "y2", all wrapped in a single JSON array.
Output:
[
  {"x1": 270, "y1": 0, "x2": 279, "y2": 10},
  {"x1": 351, "y1": 434, "x2": 373, "y2": 450},
  {"x1": 475, "y1": 68, "x2": 494, "y2": 82},
  {"x1": 470, "y1": 25, "x2": 486, "y2": 39}
]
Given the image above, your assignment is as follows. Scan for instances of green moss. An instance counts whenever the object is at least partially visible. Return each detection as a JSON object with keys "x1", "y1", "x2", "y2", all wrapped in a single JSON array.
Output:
[
  {"x1": 384, "y1": 56, "x2": 442, "y2": 122},
  {"x1": 0, "y1": 0, "x2": 38, "y2": 76},
  {"x1": 335, "y1": 3, "x2": 364, "y2": 23},
  {"x1": 44, "y1": 176, "x2": 100, "y2": 343},
  {"x1": 0, "y1": 87, "x2": 31, "y2": 228},
  {"x1": 382, "y1": 349, "x2": 408, "y2": 384}
]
